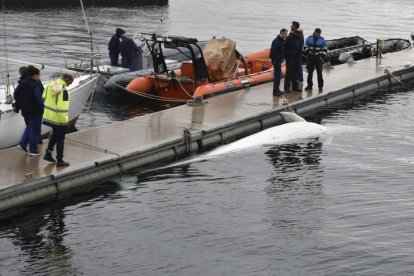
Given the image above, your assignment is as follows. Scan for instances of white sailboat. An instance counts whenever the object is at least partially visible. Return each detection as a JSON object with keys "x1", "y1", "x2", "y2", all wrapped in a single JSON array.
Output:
[
  {"x1": 0, "y1": 73, "x2": 98, "y2": 150},
  {"x1": 0, "y1": 0, "x2": 99, "y2": 150}
]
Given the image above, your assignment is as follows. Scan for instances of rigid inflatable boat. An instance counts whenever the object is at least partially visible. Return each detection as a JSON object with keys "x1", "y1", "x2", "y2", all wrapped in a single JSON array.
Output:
[
  {"x1": 125, "y1": 36, "x2": 283, "y2": 101},
  {"x1": 322, "y1": 36, "x2": 372, "y2": 65}
]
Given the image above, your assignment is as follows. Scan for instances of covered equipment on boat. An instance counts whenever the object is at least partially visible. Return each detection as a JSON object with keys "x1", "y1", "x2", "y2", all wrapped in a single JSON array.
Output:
[{"x1": 203, "y1": 38, "x2": 238, "y2": 82}]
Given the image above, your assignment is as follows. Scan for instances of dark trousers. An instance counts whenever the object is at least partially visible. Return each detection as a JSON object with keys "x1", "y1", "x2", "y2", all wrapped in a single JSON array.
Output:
[
  {"x1": 284, "y1": 57, "x2": 298, "y2": 91},
  {"x1": 109, "y1": 52, "x2": 119, "y2": 66},
  {"x1": 272, "y1": 59, "x2": 282, "y2": 93},
  {"x1": 307, "y1": 55, "x2": 324, "y2": 88},
  {"x1": 47, "y1": 125, "x2": 67, "y2": 160},
  {"x1": 19, "y1": 115, "x2": 42, "y2": 153},
  {"x1": 121, "y1": 56, "x2": 139, "y2": 71},
  {"x1": 296, "y1": 56, "x2": 304, "y2": 82}
]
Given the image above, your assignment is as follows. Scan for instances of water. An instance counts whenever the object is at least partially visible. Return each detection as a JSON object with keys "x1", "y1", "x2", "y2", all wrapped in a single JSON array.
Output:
[{"x1": 1, "y1": 1, "x2": 414, "y2": 275}]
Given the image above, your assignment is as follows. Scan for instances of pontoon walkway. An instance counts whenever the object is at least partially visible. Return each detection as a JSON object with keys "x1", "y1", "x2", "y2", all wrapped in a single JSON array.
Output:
[{"x1": 1, "y1": 48, "x2": 414, "y2": 213}]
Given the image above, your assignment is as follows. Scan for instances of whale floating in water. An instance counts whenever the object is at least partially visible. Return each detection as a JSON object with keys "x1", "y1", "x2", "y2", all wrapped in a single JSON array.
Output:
[
  {"x1": 204, "y1": 112, "x2": 326, "y2": 158},
  {"x1": 148, "y1": 112, "x2": 327, "y2": 172}
]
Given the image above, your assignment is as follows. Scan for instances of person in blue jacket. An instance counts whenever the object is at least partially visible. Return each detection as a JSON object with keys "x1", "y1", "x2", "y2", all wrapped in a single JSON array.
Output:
[
  {"x1": 120, "y1": 34, "x2": 142, "y2": 71},
  {"x1": 283, "y1": 21, "x2": 302, "y2": 93},
  {"x1": 108, "y1": 28, "x2": 125, "y2": 66},
  {"x1": 269, "y1": 28, "x2": 288, "y2": 96},
  {"x1": 14, "y1": 66, "x2": 44, "y2": 155},
  {"x1": 304, "y1": 28, "x2": 327, "y2": 92}
]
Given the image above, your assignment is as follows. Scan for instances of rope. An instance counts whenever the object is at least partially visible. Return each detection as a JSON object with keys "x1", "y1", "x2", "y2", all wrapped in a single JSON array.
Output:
[
  {"x1": 174, "y1": 77, "x2": 195, "y2": 99},
  {"x1": 100, "y1": 74, "x2": 189, "y2": 103},
  {"x1": 66, "y1": 136, "x2": 122, "y2": 157},
  {"x1": 281, "y1": 96, "x2": 294, "y2": 112},
  {"x1": 384, "y1": 69, "x2": 414, "y2": 90}
]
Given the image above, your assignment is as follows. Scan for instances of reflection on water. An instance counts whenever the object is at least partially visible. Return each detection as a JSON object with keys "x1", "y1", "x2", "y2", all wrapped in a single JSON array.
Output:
[
  {"x1": 265, "y1": 142, "x2": 324, "y2": 187},
  {"x1": 0, "y1": 181, "x2": 122, "y2": 275}
]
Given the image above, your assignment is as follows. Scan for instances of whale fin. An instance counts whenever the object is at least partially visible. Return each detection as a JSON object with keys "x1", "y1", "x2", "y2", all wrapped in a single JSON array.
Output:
[{"x1": 280, "y1": 112, "x2": 306, "y2": 123}]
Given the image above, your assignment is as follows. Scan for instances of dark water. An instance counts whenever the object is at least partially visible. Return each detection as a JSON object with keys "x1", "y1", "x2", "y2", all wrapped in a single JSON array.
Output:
[{"x1": 1, "y1": 1, "x2": 414, "y2": 275}]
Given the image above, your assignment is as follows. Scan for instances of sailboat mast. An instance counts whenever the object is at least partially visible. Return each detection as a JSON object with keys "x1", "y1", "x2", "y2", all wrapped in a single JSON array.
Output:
[
  {"x1": 1, "y1": 0, "x2": 11, "y2": 99},
  {"x1": 80, "y1": 0, "x2": 93, "y2": 74}
]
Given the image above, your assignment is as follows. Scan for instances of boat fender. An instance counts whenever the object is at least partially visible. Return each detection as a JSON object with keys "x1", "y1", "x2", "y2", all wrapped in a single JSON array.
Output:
[{"x1": 126, "y1": 77, "x2": 153, "y2": 93}]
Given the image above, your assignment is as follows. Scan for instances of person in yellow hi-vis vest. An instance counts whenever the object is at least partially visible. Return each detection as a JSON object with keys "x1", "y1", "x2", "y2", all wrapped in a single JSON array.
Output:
[{"x1": 42, "y1": 73, "x2": 74, "y2": 167}]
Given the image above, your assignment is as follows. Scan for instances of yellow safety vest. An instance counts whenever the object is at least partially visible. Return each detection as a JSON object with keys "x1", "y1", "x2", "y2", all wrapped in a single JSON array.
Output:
[{"x1": 42, "y1": 78, "x2": 70, "y2": 126}]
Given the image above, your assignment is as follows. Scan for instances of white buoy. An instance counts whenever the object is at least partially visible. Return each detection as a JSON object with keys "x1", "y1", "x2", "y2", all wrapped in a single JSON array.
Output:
[{"x1": 338, "y1": 52, "x2": 351, "y2": 63}]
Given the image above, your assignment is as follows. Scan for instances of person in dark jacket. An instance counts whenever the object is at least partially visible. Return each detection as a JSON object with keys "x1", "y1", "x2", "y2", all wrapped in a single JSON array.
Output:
[
  {"x1": 304, "y1": 28, "x2": 327, "y2": 92},
  {"x1": 283, "y1": 21, "x2": 301, "y2": 93},
  {"x1": 120, "y1": 34, "x2": 142, "y2": 71},
  {"x1": 270, "y1": 28, "x2": 288, "y2": 96},
  {"x1": 295, "y1": 28, "x2": 305, "y2": 85},
  {"x1": 108, "y1": 28, "x2": 125, "y2": 66},
  {"x1": 14, "y1": 65, "x2": 44, "y2": 156}
]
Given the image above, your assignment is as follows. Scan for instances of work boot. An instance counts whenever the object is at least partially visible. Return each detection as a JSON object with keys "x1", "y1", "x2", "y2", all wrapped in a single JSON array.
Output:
[
  {"x1": 43, "y1": 150, "x2": 56, "y2": 163},
  {"x1": 56, "y1": 159, "x2": 70, "y2": 167},
  {"x1": 292, "y1": 86, "x2": 301, "y2": 92},
  {"x1": 319, "y1": 87, "x2": 323, "y2": 92},
  {"x1": 304, "y1": 85, "x2": 313, "y2": 90},
  {"x1": 273, "y1": 90, "x2": 283, "y2": 96}
]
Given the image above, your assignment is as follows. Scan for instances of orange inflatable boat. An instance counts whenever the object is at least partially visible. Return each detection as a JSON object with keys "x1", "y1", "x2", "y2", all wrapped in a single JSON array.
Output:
[{"x1": 126, "y1": 36, "x2": 285, "y2": 101}]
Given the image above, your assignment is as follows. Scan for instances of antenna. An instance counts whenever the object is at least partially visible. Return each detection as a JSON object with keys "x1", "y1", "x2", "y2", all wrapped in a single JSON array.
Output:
[{"x1": 156, "y1": 17, "x2": 164, "y2": 35}]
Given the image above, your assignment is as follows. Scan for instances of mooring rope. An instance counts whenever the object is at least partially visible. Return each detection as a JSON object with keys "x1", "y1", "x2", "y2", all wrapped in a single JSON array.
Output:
[
  {"x1": 66, "y1": 136, "x2": 122, "y2": 157},
  {"x1": 384, "y1": 69, "x2": 414, "y2": 90},
  {"x1": 100, "y1": 75, "x2": 189, "y2": 103}
]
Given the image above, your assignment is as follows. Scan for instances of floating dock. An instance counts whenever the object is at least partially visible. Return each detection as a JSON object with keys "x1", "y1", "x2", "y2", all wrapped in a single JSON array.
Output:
[
  {"x1": 4, "y1": 0, "x2": 168, "y2": 8},
  {"x1": 1, "y1": 48, "x2": 414, "y2": 213}
]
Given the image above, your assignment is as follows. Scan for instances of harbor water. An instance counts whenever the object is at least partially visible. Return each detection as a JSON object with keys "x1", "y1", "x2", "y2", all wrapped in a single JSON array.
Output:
[{"x1": 1, "y1": 0, "x2": 414, "y2": 275}]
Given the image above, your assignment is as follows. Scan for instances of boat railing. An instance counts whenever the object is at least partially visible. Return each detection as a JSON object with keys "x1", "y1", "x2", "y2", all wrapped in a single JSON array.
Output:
[{"x1": 58, "y1": 51, "x2": 103, "y2": 74}]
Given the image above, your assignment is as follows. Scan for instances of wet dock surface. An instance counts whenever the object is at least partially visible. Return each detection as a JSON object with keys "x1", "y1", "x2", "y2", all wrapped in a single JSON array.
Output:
[{"x1": 0, "y1": 48, "x2": 413, "y2": 209}]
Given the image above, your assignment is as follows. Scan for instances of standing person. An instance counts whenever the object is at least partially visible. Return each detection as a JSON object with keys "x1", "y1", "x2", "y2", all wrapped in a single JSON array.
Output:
[
  {"x1": 42, "y1": 73, "x2": 74, "y2": 167},
  {"x1": 120, "y1": 33, "x2": 142, "y2": 71},
  {"x1": 283, "y1": 21, "x2": 301, "y2": 93},
  {"x1": 295, "y1": 27, "x2": 305, "y2": 86},
  {"x1": 304, "y1": 28, "x2": 327, "y2": 92},
  {"x1": 108, "y1": 28, "x2": 125, "y2": 66},
  {"x1": 14, "y1": 66, "x2": 44, "y2": 156},
  {"x1": 269, "y1": 28, "x2": 288, "y2": 96}
]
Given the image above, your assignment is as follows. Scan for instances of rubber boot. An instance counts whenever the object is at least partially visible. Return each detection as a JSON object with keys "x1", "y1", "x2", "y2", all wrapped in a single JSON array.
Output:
[{"x1": 43, "y1": 150, "x2": 56, "y2": 163}]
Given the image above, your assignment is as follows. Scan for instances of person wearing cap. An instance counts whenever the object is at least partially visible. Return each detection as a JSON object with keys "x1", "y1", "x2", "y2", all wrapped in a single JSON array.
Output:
[
  {"x1": 269, "y1": 28, "x2": 288, "y2": 96},
  {"x1": 304, "y1": 28, "x2": 327, "y2": 92},
  {"x1": 283, "y1": 21, "x2": 302, "y2": 93},
  {"x1": 108, "y1": 28, "x2": 125, "y2": 66},
  {"x1": 120, "y1": 33, "x2": 142, "y2": 71},
  {"x1": 42, "y1": 73, "x2": 74, "y2": 167}
]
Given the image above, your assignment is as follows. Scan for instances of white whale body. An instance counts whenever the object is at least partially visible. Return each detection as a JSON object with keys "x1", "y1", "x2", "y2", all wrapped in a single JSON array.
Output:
[
  {"x1": 151, "y1": 112, "x2": 328, "y2": 171},
  {"x1": 206, "y1": 120, "x2": 326, "y2": 157}
]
